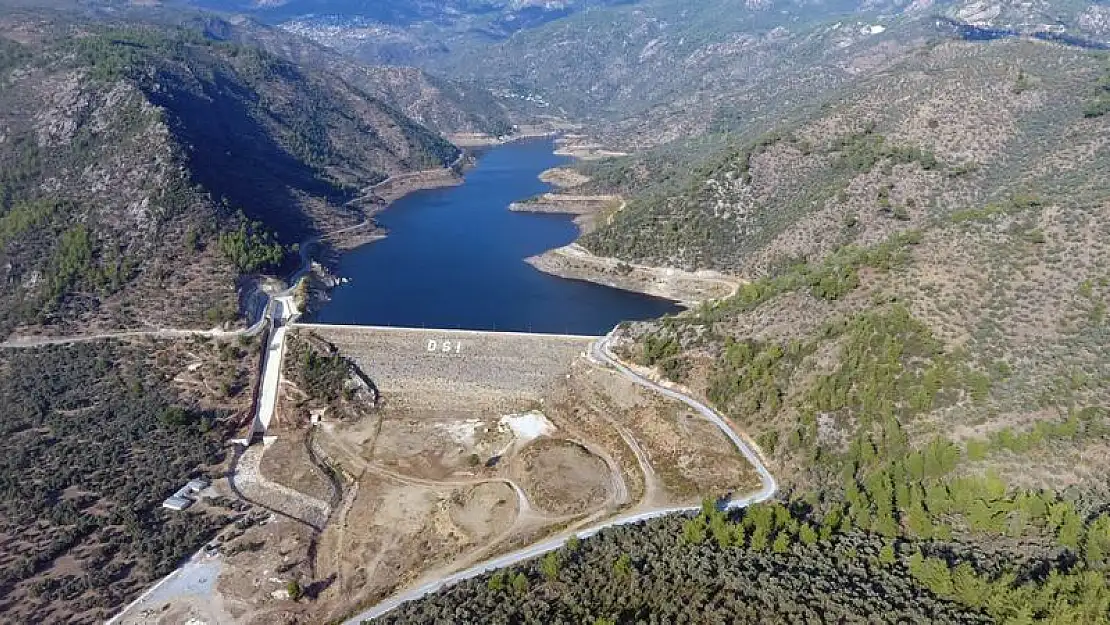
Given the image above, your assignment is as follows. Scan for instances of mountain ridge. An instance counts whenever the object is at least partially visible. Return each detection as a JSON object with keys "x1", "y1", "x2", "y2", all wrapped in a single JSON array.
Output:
[{"x1": 0, "y1": 15, "x2": 463, "y2": 336}]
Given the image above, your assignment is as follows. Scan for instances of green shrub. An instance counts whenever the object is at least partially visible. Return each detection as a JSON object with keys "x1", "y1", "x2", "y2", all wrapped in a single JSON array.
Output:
[
  {"x1": 217, "y1": 220, "x2": 286, "y2": 274},
  {"x1": 1084, "y1": 96, "x2": 1110, "y2": 118}
]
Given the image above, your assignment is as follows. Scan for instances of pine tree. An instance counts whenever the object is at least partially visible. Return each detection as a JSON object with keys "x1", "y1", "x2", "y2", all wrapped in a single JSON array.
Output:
[
  {"x1": 772, "y1": 532, "x2": 791, "y2": 554},
  {"x1": 541, "y1": 552, "x2": 560, "y2": 581},
  {"x1": 511, "y1": 572, "x2": 529, "y2": 595},
  {"x1": 613, "y1": 553, "x2": 632, "y2": 579},
  {"x1": 799, "y1": 524, "x2": 818, "y2": 546},
  {"x1": 878, "y1": 543, "x2": 896, "y2": 566}
]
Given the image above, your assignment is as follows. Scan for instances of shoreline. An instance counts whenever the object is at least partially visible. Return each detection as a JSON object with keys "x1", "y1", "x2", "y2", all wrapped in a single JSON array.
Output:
[
  {"x1": 513, "y1": 158, "x2": 743, "y2": 305},
  {"x1": 525, "y1": 243, "x2": 740, "y2": 306},
  {"x1": 307, "y1": 133, "x2": 741, "y2": 317},
  {"x1": 295, "y1": 152, "x2": 471, "y2": 316},
  {"x1": 508, "y1": 192, "x2": 619, "y2": 232},
  {"x1": 297, "y1": 133, "x2": 566, "y2": 316},
  {"x1": 447, "y1": 120, "x2": 581, "y2": 148},
  {"x1": 447, "y1": 131, "x2": 556, "y2": 148}
]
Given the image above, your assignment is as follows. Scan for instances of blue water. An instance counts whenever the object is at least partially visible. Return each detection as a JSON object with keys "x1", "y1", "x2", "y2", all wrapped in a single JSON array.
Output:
[{"x1": 312, "y1": 139, "x2": 681, "y2": 334}]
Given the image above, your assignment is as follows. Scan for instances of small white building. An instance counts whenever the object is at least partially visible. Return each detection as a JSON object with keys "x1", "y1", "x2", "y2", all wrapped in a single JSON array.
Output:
[
  {"x1": 163, "y1": 477, "x2": 210, "y2": 512},
  {"x1": 162, "y1": 496, "x2": 194, "y2": 511}
]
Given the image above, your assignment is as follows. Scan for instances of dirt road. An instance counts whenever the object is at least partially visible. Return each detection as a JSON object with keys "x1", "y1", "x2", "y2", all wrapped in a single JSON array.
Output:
[{"x1": 342, "y1": 332, "x2": 777, "y2": 623}]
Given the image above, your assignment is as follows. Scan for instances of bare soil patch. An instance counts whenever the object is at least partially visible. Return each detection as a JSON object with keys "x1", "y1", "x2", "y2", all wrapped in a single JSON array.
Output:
[
  {"x1": 372, "y1": 412, "x2": 512, "y2": 480},
  {"x1": 546, "y1": 362, "x2": 759, "y2": 506},
  {"x1": 258, "y1": 429, "x2": 335, "y2": 503},
  {"x1": 448, "y1": 482, "x2": 519, "y2": 543},
  {"x1": 539, "y1": 167, "x2": 591, "y2": 188},
  {"x1": 527, "y1": 243, "x2": 738, "y2": 304},
  {"x1": 313, "y1": 477, "x2": 492, "y2": 621},
  {"x1": 514, "y1": 438, "x2": 612, "y2": 515}
]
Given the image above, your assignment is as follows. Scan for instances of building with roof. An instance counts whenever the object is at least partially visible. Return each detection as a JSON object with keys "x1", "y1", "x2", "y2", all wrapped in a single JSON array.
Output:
[
  {"x1": 162, "y1": 496, "x2": 194, "y2": 511},
  {"x1": 162, "y1": 477, "x2": 210, "y2": 512},
  {"x1": 186, "y1": 478, "x2": 210, "y2": 493}
]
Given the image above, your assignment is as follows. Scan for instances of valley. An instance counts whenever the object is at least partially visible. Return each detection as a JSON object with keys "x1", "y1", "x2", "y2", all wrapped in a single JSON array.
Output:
[{"x1": 1, "y1": 0, "x2": 1110, "y2": 623}]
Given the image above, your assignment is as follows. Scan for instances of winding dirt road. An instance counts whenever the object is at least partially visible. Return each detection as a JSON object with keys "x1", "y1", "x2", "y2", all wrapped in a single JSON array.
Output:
[{"x1": 341, "y1": 332, "x2": 778, "y2": 624}]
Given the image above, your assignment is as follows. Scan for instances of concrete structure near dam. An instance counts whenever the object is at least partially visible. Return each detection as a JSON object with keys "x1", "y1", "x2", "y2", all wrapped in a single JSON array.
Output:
[{"x1": 292, "y1": 323, "x2": 599, "y2": 413}]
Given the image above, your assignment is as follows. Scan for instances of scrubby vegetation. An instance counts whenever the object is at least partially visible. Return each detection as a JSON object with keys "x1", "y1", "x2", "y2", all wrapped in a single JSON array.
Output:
[
  {"x1": 295, "y1": 344, "x2": 354, "y2": 403},
  {"x1": 0, "y1": 341, "x2": 242, "y2": 623},
  {"x1": 0, "y1": 17, "x2": 462, "y2": 335},
  {"x1": 217, "y1": 220, "x2": 288, "y2": 274},
  {"x1": 284, "y1": 332, "x2": 376, "y2": 419},
  {"x1": 1084, "y1": 63, "x2": 1110, "y2": 118},
  {"x1": 582, "y1": 39, "x2": 1108, "y2": 276}
]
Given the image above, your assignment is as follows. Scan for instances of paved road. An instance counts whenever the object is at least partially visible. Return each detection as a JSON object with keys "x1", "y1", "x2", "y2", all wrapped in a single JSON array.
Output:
[{"x1": 342, "y1": 332, "x2": 777, "y2": 624}]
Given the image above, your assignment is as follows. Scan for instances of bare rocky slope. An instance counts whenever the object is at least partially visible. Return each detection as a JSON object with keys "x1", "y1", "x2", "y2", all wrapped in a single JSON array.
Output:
[
  {"x1": 582, "y1": 35, "x2": 1110, "y2": 274},
  {"x1": 0, "y1": 13, "x2": 460, "y2": 337},
  {"x1": 581, "y1": 33, "x2": 1110, "y2": 497},
  {"x1": 188, "y1": 14, "x2": 516, "y2": 136},
  {"x1": 579, "y1": 32, "x2": 1110, "y2": 625}
]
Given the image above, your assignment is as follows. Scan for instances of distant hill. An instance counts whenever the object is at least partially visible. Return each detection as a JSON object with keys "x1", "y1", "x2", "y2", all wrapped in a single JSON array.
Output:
[
  {"x1": 0, "y1": 14, "x2": 460, "y2": 336},
  {"x1": 581, "y1": 35, "x2": 1109, "y2": 273},
  {"x1": 187, "y1": 14, "x2": 515, "y2": 136},
  {"x1": 244, "y1": 0, "x2": 1110, "y2": 135},
  {"x1": 186, "y1": 0, "x2": 632, "y2": 31}
]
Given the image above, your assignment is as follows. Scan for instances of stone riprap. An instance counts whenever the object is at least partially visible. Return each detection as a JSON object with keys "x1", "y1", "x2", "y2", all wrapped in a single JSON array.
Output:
[{"x1": 293, "y1": 325, "x2": 597, "y2": 412}]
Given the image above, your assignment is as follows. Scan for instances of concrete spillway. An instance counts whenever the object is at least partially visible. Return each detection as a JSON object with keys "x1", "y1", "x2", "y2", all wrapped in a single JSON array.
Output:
[{"x1": 241, "y1": 297, "x2": 294, "y2": 445}]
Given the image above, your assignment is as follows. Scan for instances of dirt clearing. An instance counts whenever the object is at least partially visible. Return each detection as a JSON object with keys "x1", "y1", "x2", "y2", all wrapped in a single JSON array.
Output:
[
  {"x1": 191, "y1": 325, "x2": 761, "y2": 622},
  {"x1": 515, "y1": 438, "x2": 613, "y2": 515}
]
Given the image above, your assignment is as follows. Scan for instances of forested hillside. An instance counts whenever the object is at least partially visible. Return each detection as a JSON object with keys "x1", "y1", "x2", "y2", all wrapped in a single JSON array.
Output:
[
  {"x1": 0, "y1": 14, "x2": 459, "y2": 336},
  {"x1": 190, "y1": 14, "x2": 516, "y2": 136},
  {"x1": 0, "y1": 338, "x2": 256, "y2": 623},
  {"x1": 377, "y1": 498, "x2": 1110, "y2": 623},
  {"x1": 366, "y1": 30, "x2": 1110, "y2": 625},
  {"x1": 582, "y1": 37, "x2": 1110, "y2": 273}
]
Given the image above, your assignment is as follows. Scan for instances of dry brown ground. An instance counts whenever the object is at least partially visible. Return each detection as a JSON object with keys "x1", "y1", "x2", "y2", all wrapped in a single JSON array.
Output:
[
  {"x1": 299, "y1": 328, "x2": 759, "y2": 619},
  {"x1": 258, "y1": 431, "x2": 335, "y2": 505},
  {"x1": 514, "y1": 438, "x2": 612, "y2": 515},
  {"x1": 147, "y1": 326, "x2": 760, "y2": 623}
]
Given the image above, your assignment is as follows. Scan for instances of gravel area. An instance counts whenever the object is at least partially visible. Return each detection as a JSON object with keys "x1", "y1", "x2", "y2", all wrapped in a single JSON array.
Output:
[{"x1": 233, "y1": 443, "x2": 330, "y2": 529}]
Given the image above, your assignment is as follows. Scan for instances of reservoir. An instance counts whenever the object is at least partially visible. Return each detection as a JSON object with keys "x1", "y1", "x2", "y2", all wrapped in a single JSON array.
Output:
[{"x1": 312, "y1": 139, "x2": 681, "y2": 335}]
